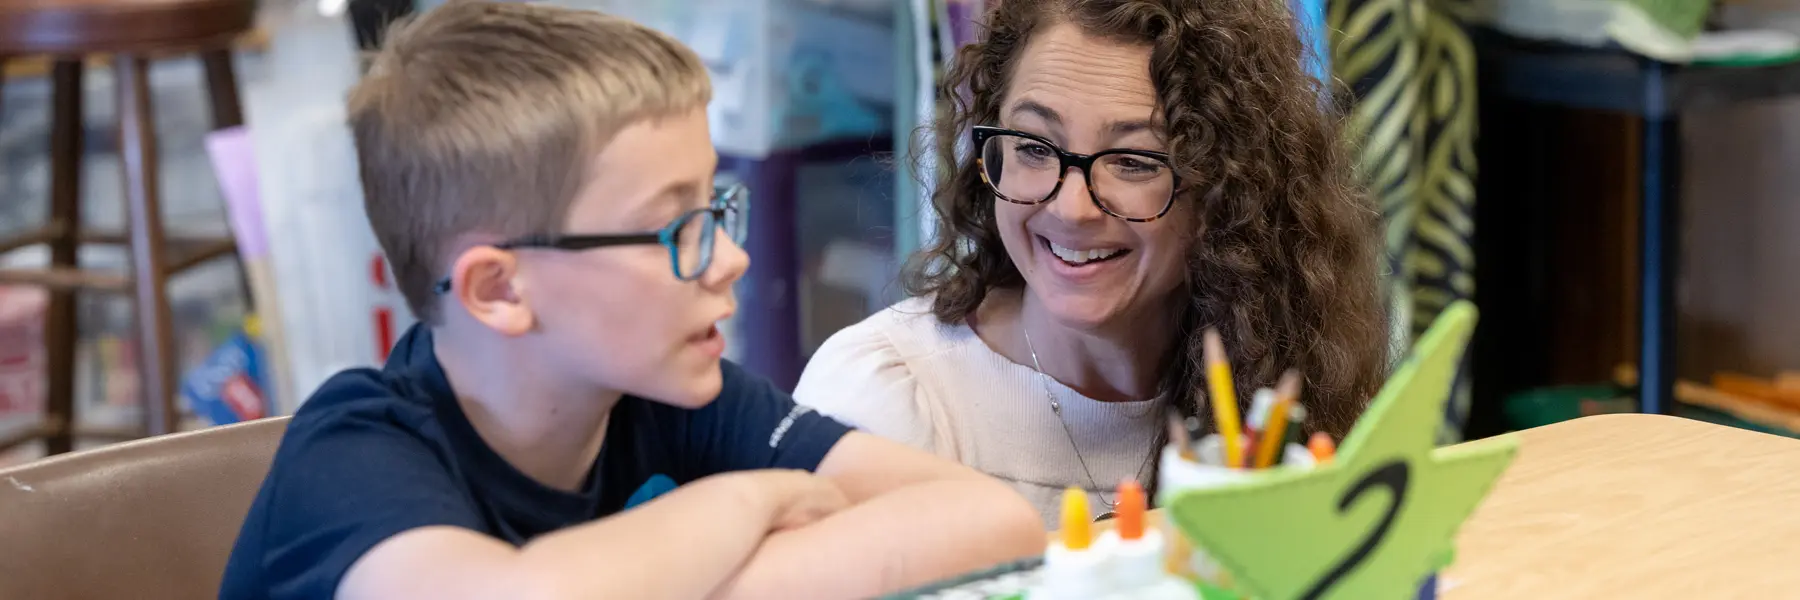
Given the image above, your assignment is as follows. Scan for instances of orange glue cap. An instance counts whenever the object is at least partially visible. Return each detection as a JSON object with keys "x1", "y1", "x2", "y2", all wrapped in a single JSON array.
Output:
[
  {"x1": 1308, "y1": 431, "x2": 1337, "y2": 463},
  {"x1": 1117, "y1": 480, "x2": 1147, "y2": 541}
]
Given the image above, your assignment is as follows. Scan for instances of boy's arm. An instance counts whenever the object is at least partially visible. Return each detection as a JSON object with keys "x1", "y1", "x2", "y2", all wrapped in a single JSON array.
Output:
[
  {"x1": 336, "y1": 470, "x2": 845, "y2": 600},
  {"x1": 708, "y1": 431, "x2": 1047, "y2": 599}
]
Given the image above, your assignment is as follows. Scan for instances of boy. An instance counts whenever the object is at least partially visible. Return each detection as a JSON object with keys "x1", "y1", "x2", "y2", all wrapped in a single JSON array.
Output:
[{"x1": 218, "y1": 3, "x2": 1045, "y2": 599}]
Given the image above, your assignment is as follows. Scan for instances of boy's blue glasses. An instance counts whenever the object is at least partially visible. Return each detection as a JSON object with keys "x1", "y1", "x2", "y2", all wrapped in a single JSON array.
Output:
[{"x1": 432, "y1": 183, "x2": 750, "y2": 295}]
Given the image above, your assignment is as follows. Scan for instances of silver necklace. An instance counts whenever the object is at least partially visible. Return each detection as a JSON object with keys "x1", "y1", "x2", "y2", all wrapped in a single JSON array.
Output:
[{"x1": 1022, "y1": 325, "x2": 1160, "y2": 519}]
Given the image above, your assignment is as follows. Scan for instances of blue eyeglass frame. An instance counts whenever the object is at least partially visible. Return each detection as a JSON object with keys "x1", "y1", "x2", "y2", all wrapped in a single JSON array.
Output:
[{"x1": 432, "y1": 182, "x2": 750, "y2": 295}]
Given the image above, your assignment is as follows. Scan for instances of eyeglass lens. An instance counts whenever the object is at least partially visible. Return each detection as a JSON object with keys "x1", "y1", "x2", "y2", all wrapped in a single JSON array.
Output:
[
  {"x1": 671, "y1": 193, "x2": 747, "y2": 280},
  {"x1": 979, "y1": 133, "x2": 1175, "y2": 219}
]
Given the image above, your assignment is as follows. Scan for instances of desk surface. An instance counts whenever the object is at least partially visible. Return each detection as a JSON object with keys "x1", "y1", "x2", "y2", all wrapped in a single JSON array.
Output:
[{"x1": 1446, "y1": 413, "x2": 1800, "y2": 598}]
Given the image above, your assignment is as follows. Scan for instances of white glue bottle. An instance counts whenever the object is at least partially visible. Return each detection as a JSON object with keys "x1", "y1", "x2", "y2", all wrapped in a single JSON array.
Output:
[
  {"x1": 1030, "y1": 488, "x2": 1111, "y2": 600},
  {"x1": 1104, "y1": 481, "x2": 1200, "y2": 600}
]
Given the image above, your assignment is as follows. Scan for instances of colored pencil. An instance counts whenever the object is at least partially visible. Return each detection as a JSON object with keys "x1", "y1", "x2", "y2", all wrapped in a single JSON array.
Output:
[{"x1": 1254, "y1": 370, "x2": 1303, "y2": 468}]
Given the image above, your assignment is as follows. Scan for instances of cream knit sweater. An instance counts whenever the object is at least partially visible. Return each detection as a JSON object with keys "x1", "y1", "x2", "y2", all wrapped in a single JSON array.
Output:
[{"x1": 794, "y1": 297, "x2": 1167, "y2": 526}]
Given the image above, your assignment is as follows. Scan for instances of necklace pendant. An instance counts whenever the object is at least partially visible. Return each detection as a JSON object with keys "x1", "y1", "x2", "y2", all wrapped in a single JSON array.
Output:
[{"x1": 1093, "y1": 511, "x2": 1116, "y2": 522}]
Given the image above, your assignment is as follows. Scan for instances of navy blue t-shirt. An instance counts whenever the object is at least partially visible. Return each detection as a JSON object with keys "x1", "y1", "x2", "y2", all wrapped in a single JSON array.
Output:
[{"x1": 219, "y1": 325, "x2": 853, "y2": 600}]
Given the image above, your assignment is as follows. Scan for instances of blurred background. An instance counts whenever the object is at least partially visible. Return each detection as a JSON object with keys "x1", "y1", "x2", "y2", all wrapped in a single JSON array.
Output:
[{"x1": 4, "y1": 0, "x2": 1800, "y2": 465}]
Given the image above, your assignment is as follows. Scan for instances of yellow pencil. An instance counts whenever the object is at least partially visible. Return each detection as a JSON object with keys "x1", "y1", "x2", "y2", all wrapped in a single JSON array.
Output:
[
  {"x1": 1253, "y1": 370, "x2": 1302, "y2": 468},
  {"x1": 1202, "y1": 329, "x2": 1244, "y2": 468}
]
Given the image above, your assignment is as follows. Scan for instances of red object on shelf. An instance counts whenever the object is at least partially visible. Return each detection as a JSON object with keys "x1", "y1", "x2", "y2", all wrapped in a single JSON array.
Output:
[
  {"x1": 370, "y1": 255, "x2": 388, "y2": 288},
  {"x1": 371, "y1": 255, "x2": 396, "y2": 362},
  {"x1": 0, "y1": 287, "x2": 47, "y2": 420},
  {"x1": 374, "y1": 307, "x2": 394, "y2": 363}
]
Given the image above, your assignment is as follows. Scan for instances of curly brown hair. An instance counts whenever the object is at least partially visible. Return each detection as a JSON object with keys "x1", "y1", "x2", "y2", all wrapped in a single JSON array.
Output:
[{"x1": 905, "y1": 0, "x2": 1389, "y2": 437}]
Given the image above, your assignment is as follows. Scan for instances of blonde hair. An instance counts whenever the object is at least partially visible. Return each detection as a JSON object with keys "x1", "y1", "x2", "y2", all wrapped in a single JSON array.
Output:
[{"x1": 349, "y1": 0, "x2": 712, "y2": 324}]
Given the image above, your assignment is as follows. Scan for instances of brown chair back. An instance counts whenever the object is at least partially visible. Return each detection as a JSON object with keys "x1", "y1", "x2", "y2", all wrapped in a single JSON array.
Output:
[{"x1": 0, "y1": 417, "x2": 288, "y2": 599}]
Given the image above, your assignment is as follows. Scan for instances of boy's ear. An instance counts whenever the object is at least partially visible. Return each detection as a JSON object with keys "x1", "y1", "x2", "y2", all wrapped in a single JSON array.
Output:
[{"x1": 449, "y1": 247, "x2": 534, "y2": 336}]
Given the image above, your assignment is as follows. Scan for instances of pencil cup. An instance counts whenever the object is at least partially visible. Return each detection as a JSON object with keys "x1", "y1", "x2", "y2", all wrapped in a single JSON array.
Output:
[{"x1": 1156, "y1": 438, "x2": 1317, "y2": 587}]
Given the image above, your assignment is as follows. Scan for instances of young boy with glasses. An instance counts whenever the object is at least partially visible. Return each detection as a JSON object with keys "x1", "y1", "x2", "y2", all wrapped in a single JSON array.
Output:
[{"x1": 219, "y1": 3, "x2": 1044, "y2": 599}]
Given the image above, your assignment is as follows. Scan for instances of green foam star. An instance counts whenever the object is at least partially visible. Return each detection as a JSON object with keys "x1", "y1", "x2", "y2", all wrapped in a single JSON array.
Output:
[{"x1": 1165, "y1": 301, "x2": 1517, "y2": 600}]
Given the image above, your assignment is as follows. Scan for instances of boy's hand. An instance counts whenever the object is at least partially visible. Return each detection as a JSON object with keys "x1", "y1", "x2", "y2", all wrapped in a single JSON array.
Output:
[{"x1": 743, "y1": 469, "x2": 850, "y2": 532}]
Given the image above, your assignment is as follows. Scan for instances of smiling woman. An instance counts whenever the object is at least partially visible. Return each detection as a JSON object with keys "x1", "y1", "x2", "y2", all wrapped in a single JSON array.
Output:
[{"x1": 793, "y1": 0, "x2": 1389, "y2": 525}]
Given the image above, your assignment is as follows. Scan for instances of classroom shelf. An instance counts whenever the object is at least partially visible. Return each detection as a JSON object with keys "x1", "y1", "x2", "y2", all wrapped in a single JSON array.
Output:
[{"x1": 1472, "y1": 29, "x2": 1800, "y2": 421}]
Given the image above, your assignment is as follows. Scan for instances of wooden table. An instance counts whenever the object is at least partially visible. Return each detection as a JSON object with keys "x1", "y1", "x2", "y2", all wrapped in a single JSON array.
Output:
[
  {"x1": 1074, "y1": 414, "x2": 1800, "y2": 596},
  {"x1": 1445, "y1": 413, "x2": 1800, "y2": 598}
]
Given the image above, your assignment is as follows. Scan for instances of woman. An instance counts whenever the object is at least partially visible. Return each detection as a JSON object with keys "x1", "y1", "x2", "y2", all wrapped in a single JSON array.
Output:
[{"x1": 794, "y1": 0, "x2": 1389, "y2": 523}]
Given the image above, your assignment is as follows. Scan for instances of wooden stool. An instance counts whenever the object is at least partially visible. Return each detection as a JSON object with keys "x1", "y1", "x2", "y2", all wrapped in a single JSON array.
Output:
[{"x1": 0, "y1": 0, "x2": 254, "y2": 455}]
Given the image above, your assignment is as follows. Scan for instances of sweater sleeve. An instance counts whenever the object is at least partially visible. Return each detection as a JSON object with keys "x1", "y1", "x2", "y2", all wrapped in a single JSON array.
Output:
[{"x1": 793, "y1": 318, "x2": 957, "y2": 460}]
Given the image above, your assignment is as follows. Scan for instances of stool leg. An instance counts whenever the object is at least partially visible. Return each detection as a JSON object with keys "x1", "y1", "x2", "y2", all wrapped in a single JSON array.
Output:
[
  {"x1": 200, "y1": 50, "x2": 243, "y2": 129},
  {"x1": 200, "y1": 48, "x2": 254, "y2": 309},
  {"x1": 44, "y1": 59, "x2": 86, "y2": 455},
  {"x1": 114, "y1": 55, "x2": 178, "y2": 436}
]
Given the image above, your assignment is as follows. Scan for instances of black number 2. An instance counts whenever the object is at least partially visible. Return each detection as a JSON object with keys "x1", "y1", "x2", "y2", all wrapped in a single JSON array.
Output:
[{"x1": 1300, "y1": 460, "x2": 1411, "y2": 600}]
